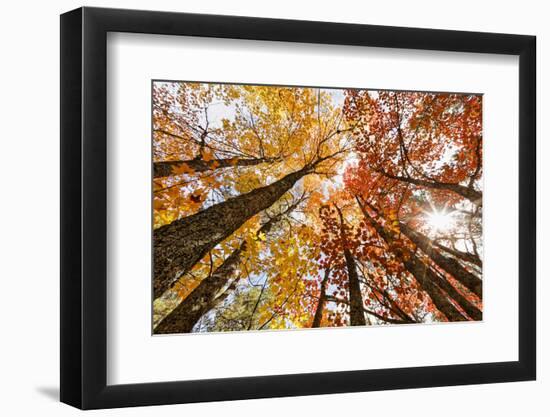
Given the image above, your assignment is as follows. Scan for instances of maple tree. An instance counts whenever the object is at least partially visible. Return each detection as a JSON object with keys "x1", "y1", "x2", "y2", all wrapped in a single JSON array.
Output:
[{"x1": 152, "y1": 82, "x2": 483, "y2": 334}]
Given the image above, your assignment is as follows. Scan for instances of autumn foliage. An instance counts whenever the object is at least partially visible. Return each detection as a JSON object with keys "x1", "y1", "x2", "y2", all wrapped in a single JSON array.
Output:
[{"x1": 152, "y1": 82, "x2": 482, "y2": 333}]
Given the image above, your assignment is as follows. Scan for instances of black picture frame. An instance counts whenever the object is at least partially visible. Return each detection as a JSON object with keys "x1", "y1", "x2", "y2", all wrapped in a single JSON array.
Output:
[{"x1": 60, "y1": 6, "x2": 536, "y2": 410}]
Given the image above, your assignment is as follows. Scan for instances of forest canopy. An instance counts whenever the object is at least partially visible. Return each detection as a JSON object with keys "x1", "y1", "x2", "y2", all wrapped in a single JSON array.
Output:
[{"x1": 152, "y1": 81, "x2": 483, "y2": 334}]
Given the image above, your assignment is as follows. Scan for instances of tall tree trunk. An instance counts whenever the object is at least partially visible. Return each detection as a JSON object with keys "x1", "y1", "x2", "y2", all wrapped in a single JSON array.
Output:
[
  {"x1": 155, "y1": 245, "x2": 244, "y2": 334},
  {"x1": 153, "y1": 166, "x2": 310, "y2": 299},
  {"x1": 400, "y1": 255, "x2": 470, "y2": 321},
  {"x1": 344, "y1": 248, "x2": 367, "y2": 326},
  {"x1": 154, "y1": 202, "x2": 299, "y2": 333},
  {"x1": 312, "y1": 268, "x2": 330, "y2": 328},
  {"x1": 357, "y1": 200, "x2": 467, "y2": 322},
  {"x1": 432, "y1": 241, "x2": 482, "y2": 268},
  {"x1": 399, "y1": 222, "x2": 482, "y2": 298},
  {"x1": 428, "y1": 267, "x2": 482, "y2": 320},
  {"x1": 378, "y1": 171, "x2": 482, "y2": 205},
  {"x1": 153, "y1": 156, "x2": 278, "y2": 178},
  {"x1": 335, "y1": 205, "x2": 366, "y2": 326}
]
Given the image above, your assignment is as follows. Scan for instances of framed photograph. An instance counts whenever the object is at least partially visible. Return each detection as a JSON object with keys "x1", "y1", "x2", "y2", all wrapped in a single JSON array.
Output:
[{"x1": 60, "y1": 6, "x2": 536, "y2": 409}]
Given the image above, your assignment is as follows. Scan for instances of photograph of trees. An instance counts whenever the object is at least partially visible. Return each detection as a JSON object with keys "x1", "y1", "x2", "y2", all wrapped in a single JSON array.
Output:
[{"x1": 152, "y1": 81, "x2": 482, "y2": 334}]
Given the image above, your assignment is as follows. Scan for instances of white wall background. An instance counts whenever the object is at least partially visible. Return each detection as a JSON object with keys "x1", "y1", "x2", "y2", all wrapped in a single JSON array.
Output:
[{"x1": 0, "y1": 0, "x2": 545, "y2": 415}]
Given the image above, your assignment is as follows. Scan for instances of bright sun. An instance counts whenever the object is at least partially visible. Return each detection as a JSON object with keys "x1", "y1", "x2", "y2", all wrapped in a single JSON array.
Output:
[{"x1": 426, "y1": 210, "x2": 455, "y2": 233}]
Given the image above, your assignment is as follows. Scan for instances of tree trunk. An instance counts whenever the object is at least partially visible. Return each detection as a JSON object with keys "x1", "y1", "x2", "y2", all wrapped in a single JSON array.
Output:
[
  {"x1": 399, "y1": 223, "x2": 482, "y2": 298},
  {"x1": 154, "y1": 200, "x2": 301, "y2": 333},
  {"x1": 400, "y1": 255, "x2": 469, "y2": 321},
  {"x1": 312, "y1": 268, "x2": 330, "y2": 328},
  {"x1": 344, "y1": 248, "x2": 367, "y2": 326},
  {"x1": 153, "y1": 156, "x2": 278, "y2": 178},
  {"x1": 334, "y1": 205, "x2": 366, "y2": 326},
  {"x1": 154, "y1": 245, "x2": 244, "y2": 334},
  {"x1": 358, "y1": 201, "x2": 467, "y2": 322},
  {"x1": 428, "y1": 267, "x2": 482, "y2": 320},
  {"x1": 379, "y1": 171, "x2": 482, "y2": 205},
  {"x1": 153, "y1": 166, "x2": 310, "y2": 299},
  {"x1": 433, "y1": 241, "x2": 482, "y2": 268}
]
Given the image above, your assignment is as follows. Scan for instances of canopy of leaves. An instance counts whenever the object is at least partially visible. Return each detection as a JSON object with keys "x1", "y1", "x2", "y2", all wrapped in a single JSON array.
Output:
[{"x1": 152, "y1": 82, "x2": 483, "y2": 333}]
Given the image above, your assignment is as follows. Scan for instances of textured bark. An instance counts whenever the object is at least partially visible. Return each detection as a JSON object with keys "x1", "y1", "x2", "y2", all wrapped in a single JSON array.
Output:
[
  {"x1": 433, "y1": 241, "x2": 482, "y2": 268},
  {"x1": 154, "y1": 206, "x2": 296, "y2": 333},
  {"x1": 155, "y1": 245, "x2": 244, "y2": 334},
  {"x1": 400, "y1": 223, "x2": 482, "y2": 299},
  {"x1": 344, "y1": 248, "x2": 367, "y2": 326},
  {"x1": 379, "y1": 171, "x2": 482, "y2": 205},
  {"x1": 153, "y1": 166, "x2": 310, "y2": 299},
  {"x1": 428, "y1": 268, "x2": 482, "y2": 321},
  {"x1": 312, "y1": 268, "x2": 330, "y2": 328},
  {"x1": 400, "y1": 256, "x2": 468, "y2": 321},
  {"x1": 359, "y1": 204, "x2": 467, "y2": 322},
  {"x1": 334, "y1": 205, "x2": 366, "y2": 326},
  {"x1": 153, "y1": 156, "x2": 278, "y2": 178}
]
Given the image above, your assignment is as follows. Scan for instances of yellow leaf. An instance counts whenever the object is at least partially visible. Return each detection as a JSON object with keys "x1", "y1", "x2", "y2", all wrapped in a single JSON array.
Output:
[{"x1": 153, "y1": 199, "x2": 165, "y2": 210}]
